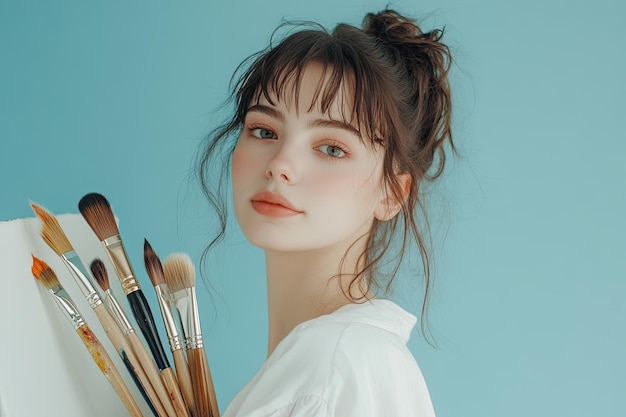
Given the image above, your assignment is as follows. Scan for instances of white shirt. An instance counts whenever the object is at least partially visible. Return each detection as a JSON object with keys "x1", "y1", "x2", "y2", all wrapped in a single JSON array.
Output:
[{"x1": 223, "y1": 299, "x2": 436, "y2": 417}]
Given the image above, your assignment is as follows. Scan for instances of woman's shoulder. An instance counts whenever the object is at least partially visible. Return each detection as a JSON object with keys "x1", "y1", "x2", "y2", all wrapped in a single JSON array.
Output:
[
  {"x1": 287, "y1": 300, "x2": 432, "y2": 395},
  {"x1": 223, "y1": 300, "x2": 435, "y2": 417},
  {"x1": 284, "y1": 299, "x2": 435, "y2": 415},
  {"x1": 316, "y1": 299, "x2": 428, "y2": 383}
]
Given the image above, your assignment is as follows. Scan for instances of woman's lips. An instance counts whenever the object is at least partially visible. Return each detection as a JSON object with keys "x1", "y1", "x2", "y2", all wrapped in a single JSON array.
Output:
[{"x1": 250, "y1": 190, "x2": 303, "y2": 217}]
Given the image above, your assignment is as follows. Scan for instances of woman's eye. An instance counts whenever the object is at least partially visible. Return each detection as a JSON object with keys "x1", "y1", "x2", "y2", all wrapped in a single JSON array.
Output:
[
  {"x1": 251, "y1": 127, "x2": 277, "y2": 139},
  {"x1": 318, "y1": 144, "x2": 346, "y2": 158}
]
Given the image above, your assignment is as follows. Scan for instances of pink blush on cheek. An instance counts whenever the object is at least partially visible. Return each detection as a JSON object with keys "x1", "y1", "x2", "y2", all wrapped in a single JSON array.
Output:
[
  {"x1": 311, "y1": 172, "x2": 363, "y2": 198},
  {"x1": 231, "y1": 144, "x2": 256, "y2": 180}
]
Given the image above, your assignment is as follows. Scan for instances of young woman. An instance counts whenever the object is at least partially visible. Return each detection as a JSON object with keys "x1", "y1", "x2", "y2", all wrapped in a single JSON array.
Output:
[{"x1": 199, "y1": 9, "x2": 454, "y2": 416}]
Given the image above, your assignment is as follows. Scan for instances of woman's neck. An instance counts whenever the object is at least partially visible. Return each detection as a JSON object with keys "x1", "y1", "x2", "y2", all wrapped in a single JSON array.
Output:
[{"x1": 264, "y1": 245, "x2": 371, "y2": 357}]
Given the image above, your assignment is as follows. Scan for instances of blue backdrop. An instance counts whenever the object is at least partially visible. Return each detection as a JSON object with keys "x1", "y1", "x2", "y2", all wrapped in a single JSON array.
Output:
[{"x1": 1, "y1": 1, "x2": 625, "y2": 416}]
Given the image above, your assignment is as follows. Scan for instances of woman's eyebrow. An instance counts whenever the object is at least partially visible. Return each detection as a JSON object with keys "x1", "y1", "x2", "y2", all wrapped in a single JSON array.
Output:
[
  {"x1": 308, "y1": 119, "x2": 361, "y2": 138},
  {"x1": 246, "y1": 104, "x2": 285, "y2": 122}
]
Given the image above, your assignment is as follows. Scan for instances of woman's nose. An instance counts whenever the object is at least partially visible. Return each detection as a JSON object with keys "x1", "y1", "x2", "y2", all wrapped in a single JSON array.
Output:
[{"x1": 265, "y1": 141, "x2": 298, "y2": 184}]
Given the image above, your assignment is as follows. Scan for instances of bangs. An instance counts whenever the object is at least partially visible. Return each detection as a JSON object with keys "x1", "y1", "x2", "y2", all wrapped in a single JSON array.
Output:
[{"x1": 232, "y1": 26, "x2": 396, "y2": 145}]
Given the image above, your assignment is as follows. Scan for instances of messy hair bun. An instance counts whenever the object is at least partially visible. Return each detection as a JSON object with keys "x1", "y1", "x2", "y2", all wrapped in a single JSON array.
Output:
[{"x1": 363, "y1": 9, "x2": 453, "y2": 179}]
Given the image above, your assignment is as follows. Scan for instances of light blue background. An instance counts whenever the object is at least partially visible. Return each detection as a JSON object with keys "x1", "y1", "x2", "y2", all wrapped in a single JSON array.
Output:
[{"x1": 1, "y1": 1, "x2": 625, "y2": 416}]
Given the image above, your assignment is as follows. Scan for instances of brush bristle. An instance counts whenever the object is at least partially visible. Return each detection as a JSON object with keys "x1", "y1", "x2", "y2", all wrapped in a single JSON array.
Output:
[
  {"x1": 31, "y1": 203, "x2": 74, "y2": 255},
  {"x1": 78, "y1": 193, "x2": 119, "y2": 240},
  {"x1": 143, "y1": 239, "x2": 165, "y2": 287},
  {"x1": 90, "y1": 258, "x2": 110, "y2": 291},
  {"x1": 31, "y1": 255, "x2": 61, "y2": 289},
  {"x1": 31, "y1": 254, "x2": 48, "y2": 277},
  {"x1": 163, "y1": 253, "x2": 195, "y2": 293}
]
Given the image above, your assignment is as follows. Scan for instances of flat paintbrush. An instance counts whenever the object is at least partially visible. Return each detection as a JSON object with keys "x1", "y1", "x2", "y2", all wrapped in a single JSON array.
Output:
[
  {"x1": 79, "y1": 192, "x2": 188, "y2": 417},
  {"x1": 164, "y1": 254, "x2": 219, "y2": 417},
  {"x1": 30, "y1": 203, "x2": 158, "y2": 417},
  {"x1": 91, "y1": 259, "x2": 172, "y2": 417},
  {"x1": 144, "y1": 240, "x2": 197, "y2": 417},
  {"x1": 31, "y1": 255, "x2": 143, "y2": 417}
]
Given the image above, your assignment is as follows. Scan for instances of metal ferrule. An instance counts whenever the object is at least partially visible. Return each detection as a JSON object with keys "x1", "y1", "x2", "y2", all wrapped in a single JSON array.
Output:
[
  {"x1": 186, "y1": 288, "x2": 203, "y2": 349},
  {"x1": 101, "y1": 234, "x2": 140, "y2": 294},
  {"x1": 48, "y1": 286, "x2": 85, "y2": 330},
  {"x1": 186, "y1": 334, "x2": 203, "y2": 350},
  {"x1": 155, "y1": 284, "x2": 184, "y2": 351},
  {"x1": 187, "y1": 287, "x2": 202, "y2": 347},
  {"x1": 104, "y1": 289, "x2": 134, "y2": 335},
  {"x1": 61, "y1": 250, "x2": 102, "y2": 309},
  {"x1": 169, "y1": 288, "x2": 191, "y2": 344}
]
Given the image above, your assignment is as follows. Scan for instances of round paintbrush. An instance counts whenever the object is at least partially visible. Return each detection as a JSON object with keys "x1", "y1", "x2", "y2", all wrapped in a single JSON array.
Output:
[
  {"x1": 91, "y1": 259, "x2": 171, "y2": 417},
  {"x1": 78, "y1": 193, "x2": 184, "y2": 417},
  {"x1": 163, "y1": 254, "x2": 220, "y2": 417},
  {"x1": 31, "y1": 256, "x2": 143, "y2": 417},
  {"x1": 144, "y1": 240, "x2": 195, "y2": 417}
]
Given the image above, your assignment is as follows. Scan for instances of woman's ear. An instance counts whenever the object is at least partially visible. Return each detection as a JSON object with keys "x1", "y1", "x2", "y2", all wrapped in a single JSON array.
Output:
[{"x1": 374, "y1": 173, "x2": 411, "y2": 221}]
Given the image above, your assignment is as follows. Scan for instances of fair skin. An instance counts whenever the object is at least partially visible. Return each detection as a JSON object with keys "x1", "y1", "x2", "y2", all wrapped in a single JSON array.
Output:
[{"x1": 231, "y1": 63, "x2": 405, "y2": 356}]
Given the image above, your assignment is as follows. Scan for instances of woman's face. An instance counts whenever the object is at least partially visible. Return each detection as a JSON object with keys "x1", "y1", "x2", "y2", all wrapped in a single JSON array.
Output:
[{"x1": 231, "y1": 62, "x2": 388, "y2": 254}]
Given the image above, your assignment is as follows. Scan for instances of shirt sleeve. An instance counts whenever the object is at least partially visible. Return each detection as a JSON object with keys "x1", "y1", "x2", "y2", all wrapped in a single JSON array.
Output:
[{"x1": 266, "y1": 396, "x2": 328, "y2": 417}]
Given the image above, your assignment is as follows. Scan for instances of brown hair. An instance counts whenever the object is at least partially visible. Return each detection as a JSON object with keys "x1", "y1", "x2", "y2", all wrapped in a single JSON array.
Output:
[{"x1": 198, "y1": 9, "x2": 454, "y2": 335}]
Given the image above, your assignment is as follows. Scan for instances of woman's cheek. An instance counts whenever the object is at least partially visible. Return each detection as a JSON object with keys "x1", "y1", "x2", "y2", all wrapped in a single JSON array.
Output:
[{"x1": 231, "y1": 142, "x2": 256, "y2": 182}]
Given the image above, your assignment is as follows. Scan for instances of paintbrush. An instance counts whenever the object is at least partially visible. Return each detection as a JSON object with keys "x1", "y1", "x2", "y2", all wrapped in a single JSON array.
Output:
[
  {"x1": 91, "y1": 259, "x2": 172, "y2": 417},
  {"x1": 144, "y1": 240, "x2": 197, "y2": 417},
  {"x1": 31, "y1": 255, "x2": 143, "y2": 417},
  {"x1": 163, "y1": 254, "x2": 219, "y2": 417},
  {"x1": 30, "y1": 203, "x2": 158, "y2": 417},
  {"x1": 79, "y1": 192, "x2": 187, "y2": 417}
]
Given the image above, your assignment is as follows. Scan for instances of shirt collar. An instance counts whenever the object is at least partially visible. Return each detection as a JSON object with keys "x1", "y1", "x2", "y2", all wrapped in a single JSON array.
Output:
[{"x1": 322, "y1": 299, "x2": 417, "y2": 343}]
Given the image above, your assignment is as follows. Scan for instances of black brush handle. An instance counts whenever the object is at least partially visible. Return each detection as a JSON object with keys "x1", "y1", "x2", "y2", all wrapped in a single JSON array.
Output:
[
  {"x1": 127, "y1": 289, "x2": 170, "y2": 371},
  {"x1": 121, "y1": 350, "x2": 159, "y2": 417}
]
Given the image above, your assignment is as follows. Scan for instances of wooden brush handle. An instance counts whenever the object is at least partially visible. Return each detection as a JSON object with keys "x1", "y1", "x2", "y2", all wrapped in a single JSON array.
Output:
[
  {"x1": 93, "y1": 303, "x2": 129, "y2": 351},
  {"x1": 173, "y1": 349, "x2": 197, "y2": 417},
  {"x1": 94, "y1": 304, "x2": 162, "y2": 416},
  {"x1": 161, "y1": 367, "x2": 191, "y2": 417},
  {"x1": 188, "y1": 347, "x2": 220, "y2": 417},
  {"x1": 76, "y1": 324, "x2": 143, "y2": 417},
  {"x1": 129, "y1": 332, "x2": 178, "y2": 417}
]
